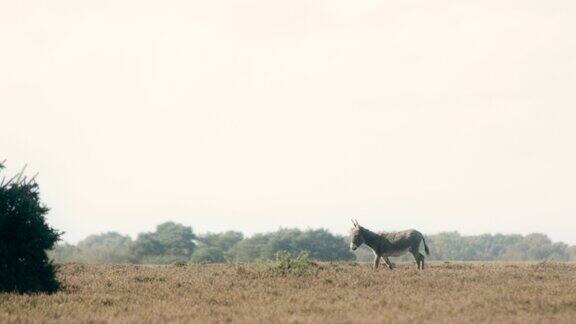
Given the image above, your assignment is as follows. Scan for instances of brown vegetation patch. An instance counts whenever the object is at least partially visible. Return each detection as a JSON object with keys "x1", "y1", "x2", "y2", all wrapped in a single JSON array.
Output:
[{"x1": 1, "y1": 262, "x2": 576, "y2": 323}]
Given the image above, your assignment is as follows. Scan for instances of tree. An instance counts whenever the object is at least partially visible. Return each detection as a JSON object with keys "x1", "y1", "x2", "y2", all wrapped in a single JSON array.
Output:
[
  {"x1": 48, "y1": 243, "x2": 82, "y2": 263},
  {"x1": 76, "y1": 232, "x2": 132, "y2": 263},
  {"x1": 426, "y1": 232, "x2": 465, "y2": 261},
  {"x1": 0, "y1": 163, "x2": 61, "y2": 293},
  {"x1": 198, "y1": 231, "x2": 243, "y2": 252},
  {"x1": 190, "y1": 246, "x2": 225, "y2": 263},
  {"x1": 131, "y1": 222, "x2": 196, "y2": 264},
  {"x1": 196, "y1": 231, "x2": 244, "y2": 262},
  {"x1": 227, "y1": 233, "x2": 270, "y2": 262}
]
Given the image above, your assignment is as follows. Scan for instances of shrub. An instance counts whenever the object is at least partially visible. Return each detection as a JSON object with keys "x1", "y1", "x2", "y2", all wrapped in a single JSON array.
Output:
[
  {"x1": 0, "y1": 163, "x2": 61, "y2": 293},
  {"x1": 257, "y1": 251, "x2": 318, "y2": 276}
]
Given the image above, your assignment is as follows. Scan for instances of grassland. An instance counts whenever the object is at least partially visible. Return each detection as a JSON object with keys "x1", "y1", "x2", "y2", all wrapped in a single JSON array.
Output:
[{"x1": 1, "y1": 262, "x2": 576, "y2": 323}]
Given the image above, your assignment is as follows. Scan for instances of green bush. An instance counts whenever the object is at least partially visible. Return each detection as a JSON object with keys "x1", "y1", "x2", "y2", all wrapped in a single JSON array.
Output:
[
  {"x1": 257, "y1": 251, "x2": 318, "y2": 276},
  {"x1": 0, "y1": 163, "x2": 61, "y2": 293}
]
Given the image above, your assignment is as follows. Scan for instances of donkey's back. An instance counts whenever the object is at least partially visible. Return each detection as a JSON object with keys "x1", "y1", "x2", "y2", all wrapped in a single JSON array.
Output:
[
  {"x1": 380, "y1": 229, "x2": 423, "y2": 241},
  {"x1": 380, "y1": 229, "x2": 428, "y2": 255}
]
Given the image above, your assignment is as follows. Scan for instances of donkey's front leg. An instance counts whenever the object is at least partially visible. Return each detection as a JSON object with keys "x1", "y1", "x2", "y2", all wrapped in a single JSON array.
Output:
[
  {"x1": 384, "y1": 257, "x2": 395, "y2": 270},
  {"x1": 373, "y1": 255, "x2": 381, "y2": 269}
]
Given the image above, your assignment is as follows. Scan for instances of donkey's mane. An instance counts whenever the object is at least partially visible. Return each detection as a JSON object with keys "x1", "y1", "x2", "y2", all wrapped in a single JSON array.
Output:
[{"x1": 360, "y1": 226, "x2": 384, "y2": 248}]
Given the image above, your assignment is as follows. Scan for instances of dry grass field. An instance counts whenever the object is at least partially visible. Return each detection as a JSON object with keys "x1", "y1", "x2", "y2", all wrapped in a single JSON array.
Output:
[{"x1": 1, "y1": 262, "x2": 576, "y2": 323}]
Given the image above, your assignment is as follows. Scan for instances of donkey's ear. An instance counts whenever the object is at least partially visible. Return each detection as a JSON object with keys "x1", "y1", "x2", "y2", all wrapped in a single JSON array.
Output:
[{"x1": 351, "y1": 219, "x2": 358, "y2": 228}]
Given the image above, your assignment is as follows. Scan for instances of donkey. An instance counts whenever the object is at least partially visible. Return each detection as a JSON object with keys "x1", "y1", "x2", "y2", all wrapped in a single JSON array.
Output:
[{"x1": 349, "y1": 220, "x2": 430, "y2": 270}]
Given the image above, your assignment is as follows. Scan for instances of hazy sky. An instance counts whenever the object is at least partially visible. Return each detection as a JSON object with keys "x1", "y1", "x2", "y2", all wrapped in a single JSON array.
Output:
[{"x1": 2, "y1": 0, "x2": 575, "y2": 244}]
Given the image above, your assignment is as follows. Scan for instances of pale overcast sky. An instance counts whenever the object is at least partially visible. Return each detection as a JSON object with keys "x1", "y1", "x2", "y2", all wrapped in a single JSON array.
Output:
[{"x1": 2, "y1": 0, "x2": 575, "y2": 244}]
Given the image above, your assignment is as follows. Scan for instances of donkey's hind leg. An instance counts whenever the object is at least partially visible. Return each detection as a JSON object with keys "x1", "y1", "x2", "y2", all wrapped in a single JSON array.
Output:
[
  {"x1": 410, "y1": 250, "x2": 422, "y2": 269},
  {"x1": 383, "y1": 256, "x2": 395, "y2": 270},
  {"x1": 418, "y1": 253, "x2": 425, "y2": 270}
]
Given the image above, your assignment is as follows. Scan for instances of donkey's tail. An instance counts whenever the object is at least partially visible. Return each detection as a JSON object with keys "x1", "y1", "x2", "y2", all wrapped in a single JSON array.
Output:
[{"x1": 422, "y1": 236, "x2": 430, "y2": 255}]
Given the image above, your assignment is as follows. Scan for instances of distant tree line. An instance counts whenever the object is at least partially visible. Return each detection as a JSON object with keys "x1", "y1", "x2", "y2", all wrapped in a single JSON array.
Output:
[
  {"x1": 49, "y1": 222, "x2": 576, "y2": 264},
  {"x1": 49, "y1": 222, "x2": 355, "y2": 264}
]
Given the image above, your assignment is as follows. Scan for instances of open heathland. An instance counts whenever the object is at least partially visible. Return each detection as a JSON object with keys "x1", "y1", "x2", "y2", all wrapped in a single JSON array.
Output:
[{"x1": 1, "y1": 262, "x2": 576, "y2": 323}]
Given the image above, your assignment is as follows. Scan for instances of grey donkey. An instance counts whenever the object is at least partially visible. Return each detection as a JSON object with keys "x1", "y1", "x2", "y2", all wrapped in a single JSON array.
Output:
[{"x1": 349, "y1": 220, "x2": 430, "y2": 270}]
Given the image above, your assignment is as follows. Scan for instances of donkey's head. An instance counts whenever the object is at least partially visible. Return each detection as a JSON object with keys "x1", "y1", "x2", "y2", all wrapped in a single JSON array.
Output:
[{"x1": 349, "y1": 219, "x2": 365, "y2": 251}]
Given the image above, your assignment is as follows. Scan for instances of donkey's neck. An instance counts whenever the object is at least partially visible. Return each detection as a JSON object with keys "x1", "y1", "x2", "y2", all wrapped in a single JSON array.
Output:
[{"x1": 361, "y1": 227, "x2": 382, "y2": 252}]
